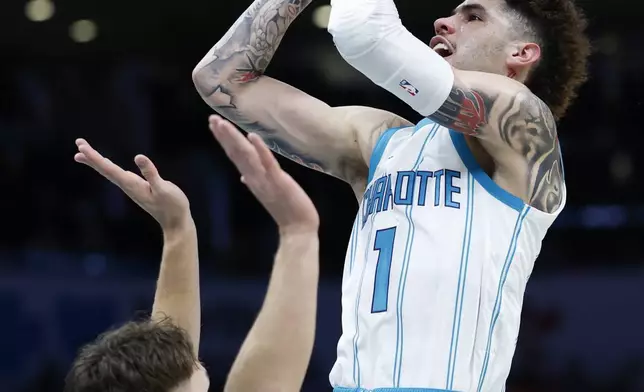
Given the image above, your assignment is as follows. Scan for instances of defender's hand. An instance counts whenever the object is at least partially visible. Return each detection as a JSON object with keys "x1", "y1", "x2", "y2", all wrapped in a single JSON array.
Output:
[
  {"x1": 74, "y1": 138, "x2": 190, "y2": 231},
  {"x1": 208, "y1": 115, "x2": 319, "y2": 233}
]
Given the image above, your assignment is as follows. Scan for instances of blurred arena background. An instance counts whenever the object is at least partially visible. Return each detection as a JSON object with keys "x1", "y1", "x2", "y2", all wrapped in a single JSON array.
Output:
[{"x1": 1, "y1": 0, "x2": 643, "y2": 390}]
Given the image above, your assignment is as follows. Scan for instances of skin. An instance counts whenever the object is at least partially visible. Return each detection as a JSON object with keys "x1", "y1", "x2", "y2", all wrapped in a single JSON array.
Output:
[
  {"x1": 192, "y1": 0, "x2": 562, "y2": 211},
  {"x1": 209, "y1": 115, "x2": 319, "y2": 392},
  {"x1": 73, "y1": 141, "x2": 211, "y2": 392},
  {"x1": 73, "y1": 116, "x2": 321, "y2": 392},
  {"x1": 429, "y1": 0, "x2": 563, "y2": 212}
]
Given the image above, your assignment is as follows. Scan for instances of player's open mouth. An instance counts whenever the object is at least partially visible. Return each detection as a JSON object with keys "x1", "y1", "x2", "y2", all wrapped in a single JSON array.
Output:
[{"x1": 430, "y1": 36, "x2": 455, "y2": 58}]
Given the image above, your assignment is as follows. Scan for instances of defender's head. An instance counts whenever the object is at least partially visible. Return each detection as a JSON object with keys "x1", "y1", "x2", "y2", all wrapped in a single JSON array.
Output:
[
  {"x1": 64, "y1": 320, "x2": 209, "y2": 392},
  {"x1": 431, "y1": 0, "x2": 591, "y2": 119}
]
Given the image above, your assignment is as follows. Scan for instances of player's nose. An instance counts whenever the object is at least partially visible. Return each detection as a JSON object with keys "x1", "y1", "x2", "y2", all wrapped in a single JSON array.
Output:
[{"x1": 434, "y1": 17, "x2": 456, "y2": 36}]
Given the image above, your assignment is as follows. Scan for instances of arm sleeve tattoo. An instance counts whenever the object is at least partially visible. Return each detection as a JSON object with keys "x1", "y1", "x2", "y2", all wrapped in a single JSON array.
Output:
[
  {"x1": 429, "y1": 85, "x2": 564, "y2": 213},
  {"x1": 193, "y1": 0, "x2": 330, "y2": 171}
]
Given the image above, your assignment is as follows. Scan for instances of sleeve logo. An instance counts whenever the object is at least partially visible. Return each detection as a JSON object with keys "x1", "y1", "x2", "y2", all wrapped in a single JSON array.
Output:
[{"x1": 399, "y1": 79, "x2": 419, "y2": 96}]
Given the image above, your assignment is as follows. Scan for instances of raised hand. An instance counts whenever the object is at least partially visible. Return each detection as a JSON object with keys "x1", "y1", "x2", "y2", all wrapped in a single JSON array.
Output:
[
  {"x1": 74, "y1": 138, "x2": 191, "y2": 231},
  {"x1": 208, "y1": 115, "x2": 319, "y2": 234}
]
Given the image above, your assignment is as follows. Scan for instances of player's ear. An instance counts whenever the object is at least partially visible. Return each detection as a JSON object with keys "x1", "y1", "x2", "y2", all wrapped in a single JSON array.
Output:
[{"x1": 505, "y1": 42, "x2": 540, "y2": 80}]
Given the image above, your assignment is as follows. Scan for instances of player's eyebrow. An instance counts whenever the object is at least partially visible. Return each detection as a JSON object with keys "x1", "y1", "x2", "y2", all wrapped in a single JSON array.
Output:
[{"x1": 452, "y1": 3, "x2": 487, "y2": 16}]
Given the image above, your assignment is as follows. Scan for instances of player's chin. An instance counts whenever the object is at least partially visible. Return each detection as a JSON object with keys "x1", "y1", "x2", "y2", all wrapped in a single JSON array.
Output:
[
  {"x1": 435, "y1": 52, "x2": 454, "y2": 65},
  {"x1": 443, "y1": 55, "x2": 470, "y2": 70}
]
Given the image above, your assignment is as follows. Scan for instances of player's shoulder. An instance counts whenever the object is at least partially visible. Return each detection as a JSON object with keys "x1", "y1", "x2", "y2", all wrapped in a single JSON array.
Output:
[
  {"x1": 507, "y1": 89, "x2": 559, "y2": 145},
  {"x1": 455, "y1": 71, "x2": 557, "y2": 142},
  {"x1": 452, "y1": 69, "x2": 558, "y2": 142},
  {"x1": 335, "y1": 105, "x2": 413, "y2": 158},
  {"x1": 331, "y1": 106, "x2": 413, "y2": 196}
]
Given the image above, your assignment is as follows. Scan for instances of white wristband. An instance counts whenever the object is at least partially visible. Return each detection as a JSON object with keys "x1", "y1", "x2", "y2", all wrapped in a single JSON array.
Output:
[{"x1": 329, "y1": 2, "x2": 454, "y2": 116}]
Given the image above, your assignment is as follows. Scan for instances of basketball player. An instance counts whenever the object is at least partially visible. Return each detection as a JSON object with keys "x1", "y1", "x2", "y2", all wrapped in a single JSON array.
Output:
[
  {"x1": 192, "y1": 0, "x2": 590, "y2": 390},
  {"x1": 65, "y1": 116, "x2": 319, "y2": 392},
  {"x1": 65, "y1": 138, "x2": 209, "y2": 392}
]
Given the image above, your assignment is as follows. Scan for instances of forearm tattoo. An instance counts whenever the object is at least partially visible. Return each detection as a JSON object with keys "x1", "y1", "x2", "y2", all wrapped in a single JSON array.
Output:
[
  {"x1": 429, "y1": 86, "x2": 563, "y2": 213},
  {"x1": 193, "y1": 0, "x2": 324, "y2": 170}
]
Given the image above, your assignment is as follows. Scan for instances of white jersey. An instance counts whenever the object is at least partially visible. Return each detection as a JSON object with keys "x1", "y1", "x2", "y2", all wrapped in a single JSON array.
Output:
[{"x1": 329, "y1": 119, "x2": 565, "y2": 392}]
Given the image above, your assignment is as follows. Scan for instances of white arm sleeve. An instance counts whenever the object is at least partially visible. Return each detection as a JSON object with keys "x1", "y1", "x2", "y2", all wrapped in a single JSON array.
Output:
[{"x1": 328, "y1": 0, "x2": 454, "y2": 116}]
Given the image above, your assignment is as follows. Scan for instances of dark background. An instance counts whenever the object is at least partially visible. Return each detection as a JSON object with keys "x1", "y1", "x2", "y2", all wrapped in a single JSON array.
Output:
[{"x1": 0, "y1": 0, "x2": 643, "y2": 391}]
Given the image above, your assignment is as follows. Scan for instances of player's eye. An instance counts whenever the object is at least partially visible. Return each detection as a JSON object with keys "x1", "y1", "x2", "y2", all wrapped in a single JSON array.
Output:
[{"x1": 467, "y1": 14, "x2": 482, "y2": 22}]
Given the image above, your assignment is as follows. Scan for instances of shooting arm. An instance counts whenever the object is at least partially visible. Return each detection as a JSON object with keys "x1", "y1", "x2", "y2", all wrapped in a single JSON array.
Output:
[
  {"x1": 192, "y1": 0, "x2": 411, "y2": 183},
  {"x1": 224, "y1": 232, "x2": 319, "y2": 392},
  {"x1": 151, "y1": 218, "x2": 201, "y2": 354},
  {"x1": 328, "y1": 0, "x2": 454, "y2": 117}
]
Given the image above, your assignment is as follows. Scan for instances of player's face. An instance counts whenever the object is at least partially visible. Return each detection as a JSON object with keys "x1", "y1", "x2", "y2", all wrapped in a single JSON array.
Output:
[{"x1": 431, "y1": 0, "x2": 518, "y2": 75}]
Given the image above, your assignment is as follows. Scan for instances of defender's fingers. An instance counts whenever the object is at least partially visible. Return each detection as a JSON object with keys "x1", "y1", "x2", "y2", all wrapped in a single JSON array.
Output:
[
  {"x1": 208, "y1": 116, "x2": 251, "y2": 153},
  {"x1": 209, "y1": 116, "x2": 264, "y2": 176},
  {"x1": 76, "y1": 143, "x2": 109, "y2": 172},
  {"x1": 134, "y1": 155, "x2": 162, "y2": 186},
  {"x1": 76, "y1": 142, "x2": 129, "y2": 186},
  {"x1": 248, "y1": 133, "x2": 281, "y2": 173},
  {"x1": 74, "y1": 152, "x2": 89, "y2": 165}
]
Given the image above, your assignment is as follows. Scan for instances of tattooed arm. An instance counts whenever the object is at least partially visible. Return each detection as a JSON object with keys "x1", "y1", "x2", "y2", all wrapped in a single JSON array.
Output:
[
  {"x1": 428, "y1": 70, "x2": 564, "y2": 213},
  {"x1": 192, "y1": 0, "x2": 412, "y2": 185}
]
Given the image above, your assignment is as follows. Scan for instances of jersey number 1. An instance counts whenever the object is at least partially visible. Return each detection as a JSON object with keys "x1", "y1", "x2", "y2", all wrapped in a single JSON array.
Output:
[{"x1": 371, "y1": 226, "x2": 397, "y2": 313}]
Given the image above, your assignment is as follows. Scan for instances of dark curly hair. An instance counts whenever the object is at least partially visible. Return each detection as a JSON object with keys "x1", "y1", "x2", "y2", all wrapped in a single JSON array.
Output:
[
  {"x1": 64, "y1": 319, "x2": 198, "y2": 392},
  {"x1": 504, "y1": 0, "x2": 591, "y2": 120}
]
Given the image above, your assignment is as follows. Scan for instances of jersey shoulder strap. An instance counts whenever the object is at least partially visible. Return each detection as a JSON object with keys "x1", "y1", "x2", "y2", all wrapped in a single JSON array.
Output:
[{"x1": 367, "y1": 126, "x2": 407, "y2": 183}]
